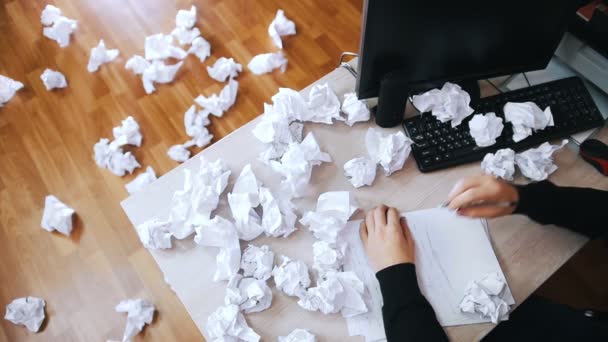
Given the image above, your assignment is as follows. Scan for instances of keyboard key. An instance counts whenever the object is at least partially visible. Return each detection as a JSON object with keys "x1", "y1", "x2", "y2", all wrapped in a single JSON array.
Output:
[{"x1": 419, "y1": 148, "x2": 436, "y2": 157}]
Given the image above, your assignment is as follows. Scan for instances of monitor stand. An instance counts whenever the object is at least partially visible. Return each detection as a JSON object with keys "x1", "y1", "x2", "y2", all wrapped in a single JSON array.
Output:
[{"x1": 373, "y1": 71, "x2": 481, "y2": 128}]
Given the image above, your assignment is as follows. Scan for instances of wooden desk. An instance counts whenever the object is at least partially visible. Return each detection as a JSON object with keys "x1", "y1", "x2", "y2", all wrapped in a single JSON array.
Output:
[{"x1": 121, "y1": 63, "x2": 608, "y2": 341}]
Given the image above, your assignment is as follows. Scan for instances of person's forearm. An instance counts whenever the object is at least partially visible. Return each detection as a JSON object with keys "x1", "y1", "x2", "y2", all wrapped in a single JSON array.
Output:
[
  {"x1": 376, "y1": 263, "x2": 448, "y2": 342},
  {"x1": 515, "y1": 181, "x2": 608, "y2": 238}
]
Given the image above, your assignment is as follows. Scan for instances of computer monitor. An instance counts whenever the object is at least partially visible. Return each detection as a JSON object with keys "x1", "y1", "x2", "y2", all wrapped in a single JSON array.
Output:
[{"x1": 356, "y1": 0, "x2": 579, "y2": 127}]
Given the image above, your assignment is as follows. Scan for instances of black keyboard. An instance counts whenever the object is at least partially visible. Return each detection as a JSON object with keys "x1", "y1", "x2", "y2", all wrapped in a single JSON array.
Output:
[{"x1": 404, "y1": 77, "x2": 605, "y2": 172}]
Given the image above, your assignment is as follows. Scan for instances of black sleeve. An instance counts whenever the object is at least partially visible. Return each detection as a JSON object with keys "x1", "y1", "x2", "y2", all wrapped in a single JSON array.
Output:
[
  {"x1": 514, "y1": 181, "x2": 608, "y2": 239},
  {"x1": 376, "y1": 263, "x2": 448, "y2": 342}
]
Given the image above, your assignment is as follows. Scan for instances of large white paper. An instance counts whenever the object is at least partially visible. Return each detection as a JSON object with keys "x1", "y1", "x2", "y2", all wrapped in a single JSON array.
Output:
[
  {"x1": 4, "y1": 297, "x2": 46, "y2": 333},
  {"x1": 305, "y1": 83, "x2": 341, "y2": 124},
  {"x1": 42, "y1": 15, "x2": 77, "y2": 48},
  {"x1": 268, "y1": 9, "x2": 296, "y2": 49},
  {"x1": 459, "y1": 272, "x2": 511, "y2": 324},
  {"x1": 412, "y1": 82, "x2": 474, "y2": 127},
  {"x1": 343, "y1": 156, "x2": 377, "y2": 188},
  {"x1": 481, "y1": 148, "x2": 516, "y2": 181},
  {"x1": 468, "y1": 113, "x2": 504, "y2": 147},
  {"x1": 365, "y1": 128, "x2": 413, "y2": 176},
  {"x1": 0, "y1": 74, "x2": 24, "y2": 107},
  {"x1": 312, "y1": 240, "x2": 346, "y2": 277},
  {"x1": 135, "y1": 218, "x2": 172, "y2": 250},
  {"x1": 272, "y1": 255, "x2": 311, "y2": 298},
  {"x1": 41, "y1": 195, "x2": 75, "y2": 236},
  {"x1": 113, "y1": 116, "x2": 143, "y2": 147},
  {"x1": 300, "y1": 191, "x2": 358, "y2": 243},
  {"x1": 515, "y1": 140, "x2": 567, "y2": 181},
  {"x1": 225, "y1": 274, "x2": 273, "y2": 314},
  {"x1": 144, "y1": 33, "x2": 187, "y2": 60},
  {"x1": 207, "y1": 57, "x2": 242, "y2": 82},
  {"x1": 278, "y1": 329, "x2": 317, "y2": 342},
  {"x1": 195, "y1": 78, "x2": 239, "y2": 117},
  {"x1": 248, "y1": 52, "x2": 288, "y2": 75},
  {"x1": 125, "y1": 166, "x2": 157, "y2": 194},
  {"x1": 206, "y1": 304, "x2": 260, "y2": 342},
  {"x1": 114, "y1": 298, "x2": 155, "y2": 342},
  {"x1": 87, "y1": 39, "x2": 119, "y2": 73},
  {"x1": 340, "y1": 92, "x2": 370, "y2": 126},
  {"x1": 194, "y1": 215, "x2": 241, "y2": 282},
  {"x1": 259, "y1": 186, "x2": 298, "y2": 238},
  {"x1": 504, "y1": 102, "x2": 554, "y2": 142},
  {"x1": 176, "y1": 5, "x2": 197, "y2": 29},
  {"x1": 228, "y1": 164, "x2": 264, "y2": 241},
  {"x1": 188, "y1": 36, "x2": 212, "y2": 63},
  {"x1": 40, "y1": 69, "x2": 67, "y2": 91},
  {"x1": 241, "y1": 244, "x2": 274, "y2": 281},
  {"x1": 141, "y1": 60, "x2": 184, "y2": 94},
  {"x1": 94, "y1": 138, "x2": 141, "y2": 176},
  {"x1": 297, "y1": 271, "x2": 367, "y2": 318}
]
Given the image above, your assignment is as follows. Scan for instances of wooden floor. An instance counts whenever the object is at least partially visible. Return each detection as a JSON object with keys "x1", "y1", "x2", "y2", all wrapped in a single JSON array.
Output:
[{"x1": 0, "y1": 0, "x2": 606, "y2": 341}]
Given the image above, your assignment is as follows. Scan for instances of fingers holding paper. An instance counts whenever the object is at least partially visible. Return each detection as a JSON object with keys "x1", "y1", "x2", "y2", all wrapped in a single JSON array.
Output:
[{"x1": 447, "y1": 174, "x2": 519, "y2": 218}]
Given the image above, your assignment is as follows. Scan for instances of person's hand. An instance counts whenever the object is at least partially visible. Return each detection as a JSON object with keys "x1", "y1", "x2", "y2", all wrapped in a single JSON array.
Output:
[
  {"x1": 447, "y1": 174, "x2": 519, "y2": 218},
  {"x1": 360, "y1": 205, "x2": 415, "y2": 272}
]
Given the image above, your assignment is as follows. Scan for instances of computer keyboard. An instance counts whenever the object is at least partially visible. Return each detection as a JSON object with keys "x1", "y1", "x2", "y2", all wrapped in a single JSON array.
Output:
[{"x1": 403, "y1": 76, "x2": 605, "y2": 172}]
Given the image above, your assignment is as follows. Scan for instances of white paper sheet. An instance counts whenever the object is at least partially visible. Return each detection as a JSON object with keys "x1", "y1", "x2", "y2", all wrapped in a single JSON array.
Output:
[
  {"x1": 135, "y1": 218, "x2": 172, "y2": 249},
  {"x1": 94, "y1": 138, "x2": 140, "y2": 176},
  {"x1": 268, "y1": 9, "x2": 296, "y2": 49},
  {"x1": 515, "y1": 140, "x2": 567, "y2": 181},
  {"x1": 144, "y1": 33, "x2": 187, "y2": 60},
  {"x1": 224, "y1": 275, "x2": 273, "y2": 314},
  {"x1": 114, "y1": 298, "x2": 155, "y2": 342},
  {"x1": 0, "y1": 74, "x2": 24, "y2": 107},
  {"x1": 468, "y1": 113, "x2": 504, "y2": 147},
  {"x1": 272, "y1": 255, "x2": 311, "y2": 298},
  {"x1": 176, "y1": 5, "x2": 197, "y2": 29},
  {"x1": 481, "y1": 148, "x2": 516, "y2": 181},
  {"x1": 365, "y1": 128, "x2": 412, "y2": 176},
  {"x1": 87, "y1": 39, "x2": 119, "y2": 73},
  {"x1": 206, "y1": 304, "x2": 260, "y2": 342},
  {"x1": 241, "y1": 244, "x2": 274, "y2": 281},
  {"x1": 40, "y1": 69, "x2": 67, "y2": 91},
  {"x1": 343, "y1": 208, "x2": 515, "y2": 341},
  {"x1": 504, "y1": 102, "x2": 554, "y2": 142},
  {"x1": 247, "y1": 52, "x2": 288, "y2": 75},
  {"x1": 195, "y1": 78, "x2": 239, "y2": 117},
  {"x1": 343, "y1": 156, "x2": 377, "y2": 188},
  {"x1": 126, "y1": 166, "x2": 157, "y2": 194},
  {"x1": 300, "y1": 191, "x2": 358, "y2": 243},
  {"x1": 194, "y1": 215, "x2": 241, "y2": 282},
  {"x1": 41, "y1": 195, "x2": 75, "y2": 236},
  {"x1": 340, "y1": 92, "x2": 370, "y2": 126},
  {"x1": 40, "y1": 5, "x2": 62, "y2": 26},
  {"x1": 188, "y1": 36, "x2": 212, "y2": 63},
  {"x1": 305, "y1": 83, "x2": 342, "y2": 124},
  {"x1": 42, "y1": 15, "x2": 77, "y2": 48},
  {"x1": 4, "y1": 297, "x2": 46, "y2": 333},
  {"x1": 412, "y1": 82, "x2": 474, "y2": 127},
  {"x1": 207, "y1": 57, "x2": 242, "y2": 82},
  {"x1": 278, "y1": 329, "x2": 317, "y2": 342}
]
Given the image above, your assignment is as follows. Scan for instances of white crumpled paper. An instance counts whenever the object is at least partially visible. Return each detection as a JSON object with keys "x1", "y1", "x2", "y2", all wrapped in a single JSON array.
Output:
[
  {"x1": 167, "y1": 144, "x2": 191, "y2": 162},
  {"x1": 0, "y1": 74, "x2": 24, "y2": 107},
  {"x1": 305, "y1": 83, "x2": 341, "y2": 124},
  {"x1": 4, "y1": 297, "x2": 46, "y2": 332},
  {"x1": 41, "y1": 195, "x2": 74, "y2": 236},
  {"x1": 252, "y1": 103, "x2": 302, "y2": 162},
  {"x1": 269, "y1": 133, "x2": 332, "y2": 198},
  {"x1": 271, "y1": 87, "x2": 310, "y2": 122},
  {"x1": 481, "y1": 149, "x2": 516, "y2": 181},
  {"x1": 114, "y1": 298, "x2": 155, "y2": 342},
  {"x1": 272, "y1": 255, "x2": 311, "y2": 298},
  {"x1": 126, "y1": 166, "x2": 157, "y2": 194},
  {"x1": 41, "y1": 7, "x2": 77, "y2": 48},
  {"x1": 468, "y1": 113, "x2": 504, "y2": 147},
  {"x1": 298, "y1": 271, "x2": 367, "y2": 317},
  {"x1": 172, "y1": 26, "x2": 201, "y2": 45},
  {"x1": 312, "y1": 241, "x2": 346, "y2": 277},
  {"x1": 135, "y1": 218, "x2": 172, "y2": 250},
  {"x1": 141, "y1": 60, "x2": 184, "y2": 94},
  {"x1": 412, "y1": 82, "x2": 475, "y2": 127},
  {"x1": 94, "y1": 138, "x2": 141, "y2": 176},
  {"x1": 228, "y1": 164, "x2": 264, "y2": 241},
  {"x1": 195, "y1": 78, "x2": 239, "y2": 117},
  {"x1": 504, "y1": 102, "x2": 554, "y2": 142},
  {"x1": 268, "y1": 9, "x2": 296, "y2": 49},
  {"x1": 207, "y1": 57, "x2": 242, "y2": 82},
  {"x1": 225, "y1": 274, "x2": 273, "y2": 314},
  {"x1": 144, "y1": 33, "x2": 187, "y2": 60},
  {"x1": 168, "y1": 158, "x2": 231, "y2": 239},
  {"x1": 300, "y1": 191, "x2": 358, "y2": 243},
  {"x1": 87, "y1": 39, "x2": 119, "y2": 73},
  {"x1": 259, "y1": 186, "x2": 298, "y2": 237},
  {"x1": 343, "y1": 156, "x2": 377, "y2": 188},
  {"x1": 206, "y1": 304, "x2": 260, "y2": 342},
  {"x1": 460, "y1": 272, "x2": 510, "y2": 324},
  {"x1": 365, "y1": 128, "x2": 413, "y2": 176},
  {"x1": 176, "y1": 5, "x2": 197, "y2": 29},
  {"x1": 40, "y1": 69, "x2": 67, "y2": 91},
  {"x1": 188, "y1": 36, "x2": 211, "y2": 63},
  {"x1": 248, "y1": 52, "x2": 288, "y2": 75},
  {"x1": 340, "y1": 92, "x2": 370, "y2": 126},
  {"x1": 113, "y1": 116, "x2": 143, "y2": 147},
  {"x1": 125, "y1": 55, "x2": 149, "y2": 75},
  {"x1": 184, "y1": 104, "x2": 213, "y2": 147},
  {"x1": 194, "y1": 216, "x2": 241, "y2": 282},
  {"x1": 279, "y1": 329, "x2": 317, "y2": 342},
  {"x1": 241, "y1": 244, "x2": 275, "y2": 281},
  {"x1": 515, "y1": 140, "x2": 567, "y2": 181}
]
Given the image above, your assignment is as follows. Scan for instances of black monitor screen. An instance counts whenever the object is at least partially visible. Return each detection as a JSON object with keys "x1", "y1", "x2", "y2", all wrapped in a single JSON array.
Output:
[{"x1": 356, "y1": 0, "x2": 578, "y2": 99}]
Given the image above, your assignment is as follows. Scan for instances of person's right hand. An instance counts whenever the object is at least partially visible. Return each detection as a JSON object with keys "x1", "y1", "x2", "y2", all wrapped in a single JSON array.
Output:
[{"x1": 447, "y1": 174, "x2": 519, "y2": 218}]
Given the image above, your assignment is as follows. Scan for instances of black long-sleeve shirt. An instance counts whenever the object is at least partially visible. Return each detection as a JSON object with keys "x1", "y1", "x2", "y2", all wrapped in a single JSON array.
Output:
[{"x1": 377, "y1": 181, "x2": 608, "y2": 342}]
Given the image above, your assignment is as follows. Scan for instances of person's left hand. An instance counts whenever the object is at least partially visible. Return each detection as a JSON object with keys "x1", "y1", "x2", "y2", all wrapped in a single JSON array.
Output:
[{"x1": 360, "y1": 205, "x2": 416, "y2": 273}]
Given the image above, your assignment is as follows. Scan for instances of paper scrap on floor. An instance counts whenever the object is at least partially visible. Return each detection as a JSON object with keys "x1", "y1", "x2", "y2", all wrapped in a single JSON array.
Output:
[{"x1": 342, "y1": 208, "x2": 515, "y2": 342}]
